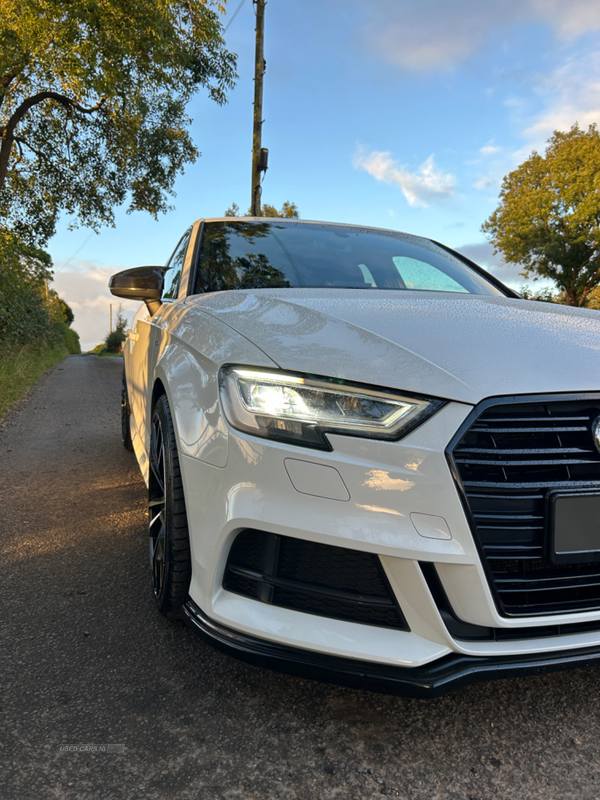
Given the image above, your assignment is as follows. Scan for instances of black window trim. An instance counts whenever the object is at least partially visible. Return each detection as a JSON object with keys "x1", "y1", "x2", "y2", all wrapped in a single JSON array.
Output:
[
  {"x1": 187, "y1": 220, "x2": 205, "y2": 297},
  {"x1": 162, "y1": 226, "x2": 193, "y2": 303}
]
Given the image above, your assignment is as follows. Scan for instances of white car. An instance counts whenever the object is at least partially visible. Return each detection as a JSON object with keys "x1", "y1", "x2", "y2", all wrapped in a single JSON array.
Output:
[{"x1": 110, "y1": 217, "x2": 600, "y2": 696}]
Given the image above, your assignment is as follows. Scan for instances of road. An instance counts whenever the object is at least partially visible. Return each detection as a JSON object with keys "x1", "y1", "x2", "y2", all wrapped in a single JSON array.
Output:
[{"x1": 1, "y1": 355, "x2": 600, "y2": 800}]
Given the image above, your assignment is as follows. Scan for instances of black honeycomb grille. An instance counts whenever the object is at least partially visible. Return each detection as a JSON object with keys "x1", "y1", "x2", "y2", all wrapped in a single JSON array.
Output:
[
  {"x1": 224, "y1": 530, "x2": 409, "y2": 630},
  {"x1": 450, "y1": 396, "x2": 600, "y2": 617}
]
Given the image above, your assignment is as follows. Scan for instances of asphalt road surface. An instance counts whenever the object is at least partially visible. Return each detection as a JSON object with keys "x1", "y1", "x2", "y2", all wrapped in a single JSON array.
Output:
[{"x1": 2, "y1": 355, "x2": 600, "y2": 800}]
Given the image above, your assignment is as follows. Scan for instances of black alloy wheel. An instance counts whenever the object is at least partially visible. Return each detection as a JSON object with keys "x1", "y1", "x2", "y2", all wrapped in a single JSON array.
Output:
[
  {"x1": 121, "y1": 368, "x2": 134, "y2": 451},
  {"x1": 148, "y1": 394, "x2": 191, "y2": 618}
]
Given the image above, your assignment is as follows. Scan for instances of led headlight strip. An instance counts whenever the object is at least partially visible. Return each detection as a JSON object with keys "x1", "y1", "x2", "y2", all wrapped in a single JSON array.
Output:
[{"x1": 219, "y1": 366, "x2": 445, "y2": 450}]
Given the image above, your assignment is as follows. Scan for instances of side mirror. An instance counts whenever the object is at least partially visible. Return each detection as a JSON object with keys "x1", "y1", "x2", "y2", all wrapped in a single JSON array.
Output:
[{"x1": 108, "y1": 266, "x2": 166, "y2": 316}]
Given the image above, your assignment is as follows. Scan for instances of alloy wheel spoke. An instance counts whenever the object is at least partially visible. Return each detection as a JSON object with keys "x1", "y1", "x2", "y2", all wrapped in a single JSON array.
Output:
[
  {"x1": 150, "y1": 420, "x2": 166, "y2": 494},
  {"x1": 150, "y1": 519, "x2": 166, "y2": 592},
  {"x1": 149, "y1": 460, "x2": 165, "y2": 494},
  {"x1": 149, "y1": 508, "x2": 165, "y2": 528}
]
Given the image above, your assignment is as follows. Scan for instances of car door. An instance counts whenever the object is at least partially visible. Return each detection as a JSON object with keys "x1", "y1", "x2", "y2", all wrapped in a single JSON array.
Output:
[{"x1": 126, "y1": 228, "x2": 193, "y2": 472}]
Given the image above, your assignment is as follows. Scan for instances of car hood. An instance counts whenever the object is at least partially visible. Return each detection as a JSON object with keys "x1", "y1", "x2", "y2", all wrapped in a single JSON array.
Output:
[{"x1": 186, "y1": 289, "x2": 600, "y2": 405}]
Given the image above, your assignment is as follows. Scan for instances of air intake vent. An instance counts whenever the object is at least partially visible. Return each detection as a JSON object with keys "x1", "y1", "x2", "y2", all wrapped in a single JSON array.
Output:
[
  {"x1": 224, "y1": 530, "x2": 409, "y2": 631},
  {"x1": 449, "y1": 395, "x2": 600, "y2": 617}
]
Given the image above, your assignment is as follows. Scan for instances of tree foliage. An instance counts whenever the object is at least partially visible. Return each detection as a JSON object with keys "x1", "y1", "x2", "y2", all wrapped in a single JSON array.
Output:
[
  {"x1": 104, "y1": 306, "x2": 128, "y2": 353},
  {"x1": 0, "y1": 230, "x2": 80, "y2": 351},
  {"x1": 224, "y1": 201, "x2": 300, "y2": 218},
  {"x1": 482, "y1": 124, "x2": 600, "y2": 306},
  {"x1": 585, "y1": 285, "x2": 600, "y2": 310},
  {"x1": 262, "y1": 201, "x2": 299, "y2": 219},
  {"x1": 518, "y1": 284, "x2": 563, "y2": 303},
  {"x1": 0, "y1": 0, "x2": 237, "y2": 246}
]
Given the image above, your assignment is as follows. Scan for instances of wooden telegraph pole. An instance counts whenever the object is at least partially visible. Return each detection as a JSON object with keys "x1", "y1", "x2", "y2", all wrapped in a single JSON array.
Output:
[{"x1": 251, "y1": 0, "x2": 267, "y2": 216}]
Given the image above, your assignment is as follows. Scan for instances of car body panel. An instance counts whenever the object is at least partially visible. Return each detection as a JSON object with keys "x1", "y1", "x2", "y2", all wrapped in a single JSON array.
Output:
[{"x1": 189, "y1": 288, "x2": 600, "y2": 404}]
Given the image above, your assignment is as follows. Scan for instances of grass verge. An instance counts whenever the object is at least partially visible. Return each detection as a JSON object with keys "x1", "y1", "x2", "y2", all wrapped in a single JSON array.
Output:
[
  {"x1": 0, "y1": 343, "x2": 69, "y2": 420},
  {"x1": 94, "y1": 350, "x2": 123, "y2": 358}
]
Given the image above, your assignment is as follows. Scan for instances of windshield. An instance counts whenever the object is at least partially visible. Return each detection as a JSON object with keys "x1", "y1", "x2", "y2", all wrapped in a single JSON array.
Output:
[{"x1": 194, "y1": 221, "x2": 505, "y2": 296}]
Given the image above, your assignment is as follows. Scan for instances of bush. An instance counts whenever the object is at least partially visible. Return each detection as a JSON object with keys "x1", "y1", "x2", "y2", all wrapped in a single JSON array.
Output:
[
  {"x1": 519, "y1": 284, "x2": 563, "y2": 303},
  {"x1": 0, "y1": 228, "x2": 82, "y2": 352},
  {"x1": 103, "y1": 306, "x2": 128, "y2": 353},
  {"x1": 104, "y1": 329, "x2": 126, "y2": 353},
  {"x1": 0, "y1": 229, "x2": 56, "y2": 346},
  {"x1": 62, "y1": 323, "x2": 81, "y2": 354}
]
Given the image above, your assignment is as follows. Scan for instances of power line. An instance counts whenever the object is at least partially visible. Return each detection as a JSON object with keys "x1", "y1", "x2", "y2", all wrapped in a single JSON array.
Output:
[
  {"x1": 54, "y1": 231, "x2": 95, "y2": 273},
  {"x1": 224, "y1": 0, "x2": 247, "y2": 32}
]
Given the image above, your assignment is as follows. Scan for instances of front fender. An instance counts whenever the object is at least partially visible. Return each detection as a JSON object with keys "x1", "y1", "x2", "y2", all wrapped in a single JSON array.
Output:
[{"x1": 152, "y1": 308, "x2": 277, "y2": 469}]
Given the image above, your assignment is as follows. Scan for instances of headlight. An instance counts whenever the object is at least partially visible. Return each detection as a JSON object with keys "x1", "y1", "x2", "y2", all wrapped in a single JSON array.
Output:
[{"x1": 219, "y1": 366, "x2": 444, "y2": 450}]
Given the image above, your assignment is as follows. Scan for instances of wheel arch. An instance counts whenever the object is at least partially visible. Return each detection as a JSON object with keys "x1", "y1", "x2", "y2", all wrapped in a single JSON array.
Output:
[
  {"x1": 152, "y1": 342, "x2": 230, "y2": 469},
  {"x1": 151, "y1": 376, "x2": 168, "y2": 414}
]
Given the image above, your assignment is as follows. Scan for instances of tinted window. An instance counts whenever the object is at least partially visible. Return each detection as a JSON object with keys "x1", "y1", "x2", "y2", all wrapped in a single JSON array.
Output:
[
  {"x1": 163, "y1": 229, "x2": 192, "y2": 300},
  {"x1": 195, "y1": 221, "x2": 504, "y2": 296}
]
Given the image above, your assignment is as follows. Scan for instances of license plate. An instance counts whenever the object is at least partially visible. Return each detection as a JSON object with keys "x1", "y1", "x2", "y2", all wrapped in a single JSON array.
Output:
[{"x1": 548, "y1": 491, "x2": 600, "y2": 565}]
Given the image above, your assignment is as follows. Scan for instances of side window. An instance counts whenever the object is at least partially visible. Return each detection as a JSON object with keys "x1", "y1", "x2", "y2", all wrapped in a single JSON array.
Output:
[
  {"x1": 162, "y1": 229, "x2": 192, "y2": 301},
  {"x1": 392, "y1": 256, "x2": 469, "y2": 293}
]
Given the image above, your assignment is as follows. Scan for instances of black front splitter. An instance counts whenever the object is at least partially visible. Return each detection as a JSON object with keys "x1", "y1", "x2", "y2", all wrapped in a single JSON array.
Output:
[{"x1": 180, "y1": 599, "x2": 600, "y2": 698}]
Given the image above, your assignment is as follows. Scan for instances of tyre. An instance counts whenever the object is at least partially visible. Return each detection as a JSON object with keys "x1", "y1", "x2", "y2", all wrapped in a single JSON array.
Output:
[
  {"x1": 121, "y1": 368, "x2": 134, "y2": 451},
  {"x1": 148, "y1": 394, "x2": 191, "y2": 619}
]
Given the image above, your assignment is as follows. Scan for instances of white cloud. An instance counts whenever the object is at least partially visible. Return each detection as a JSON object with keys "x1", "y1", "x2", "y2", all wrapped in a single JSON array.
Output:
[
  {"x1": 523, "y1": 53, "x2": 600, "y2": 144},
  {"x1": 51, "y1": 260, "x2": 141, "y2": 352},
  {"x1": 474, "y1": 174, "x2": 501, "y2": 191},
  {"x1": 353, "y1": 149, "x2": 456, "y2": 206},
  {"x1": 467, "y1": 52, "x2": 600, "y2": 193},
  {"x1": 357, "y1": 0, "x2": 600, "y2": 71},
  {"x1": 480, "y1": 144, "x2": 502, "y2": 156}
]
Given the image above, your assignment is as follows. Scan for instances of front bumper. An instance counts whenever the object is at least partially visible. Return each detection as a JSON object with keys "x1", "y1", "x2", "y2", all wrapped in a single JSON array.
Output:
[
  {"x1": 178, "y1": 398, "x2": 600, "y2": 682},
  {"x1": 181, "y1": 598, "x2": 600, "y2": 698}
]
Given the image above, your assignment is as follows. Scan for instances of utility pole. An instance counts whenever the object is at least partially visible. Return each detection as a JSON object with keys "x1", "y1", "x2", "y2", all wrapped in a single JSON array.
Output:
[
  {"x1": 110, "y1": 303, "x2": 113, "y2": 334},
  {"x1": 251, "y1": 0, "x2": 266, "y2": 216}
]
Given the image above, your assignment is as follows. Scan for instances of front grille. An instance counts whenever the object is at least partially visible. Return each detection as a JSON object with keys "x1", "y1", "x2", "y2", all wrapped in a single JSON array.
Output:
[
  {"x1": 449, "y1": 396, "x2": 600, "y2": 617},
  {"x1": 421, "y1": 562, "x2": 600, "y2": 640},
  {"x1": 224, "y1": 530, "x2": 409, "y2": 630}
]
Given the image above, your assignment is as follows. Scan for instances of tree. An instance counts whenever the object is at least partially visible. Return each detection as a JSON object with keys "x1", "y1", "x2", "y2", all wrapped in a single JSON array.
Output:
[
  {"x1": 262, "y1": 201, "x2": 299, "y2": 219},
  {"x1": 104, "y1": 306, "x2": 128, "y2": 353},
  {"x1": 482, "y1": 124, "x2": 600, "y2": 306},
  {"x1": 57, "y1": 298, "x2": 75, "y2": 328},
  {"x1": 0, "y1": 229, "x2": 80, "y2": 351},
  {"x1": 0, "y1": 0, "x2": 237, "y2": 247},
  {"x1": 518, "y1": 284, "x2": 563, "y2": 303},
  {"x1": 585, "y1": 285, "x2": 600, "y2": 310},
  {"x1": 224, "y1": 201, "x2": 299, "y2": 218}
]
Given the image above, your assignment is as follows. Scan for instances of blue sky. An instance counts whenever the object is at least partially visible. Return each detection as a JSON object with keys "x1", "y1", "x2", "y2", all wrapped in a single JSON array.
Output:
[{"x1": 50, "y1": 0, "x2": 600, "y2": 349}]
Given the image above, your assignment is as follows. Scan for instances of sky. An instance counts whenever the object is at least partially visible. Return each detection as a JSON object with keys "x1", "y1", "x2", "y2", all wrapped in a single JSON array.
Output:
[{"x1": 48, "y1": 0, "x2": 600, "y2": 350}]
